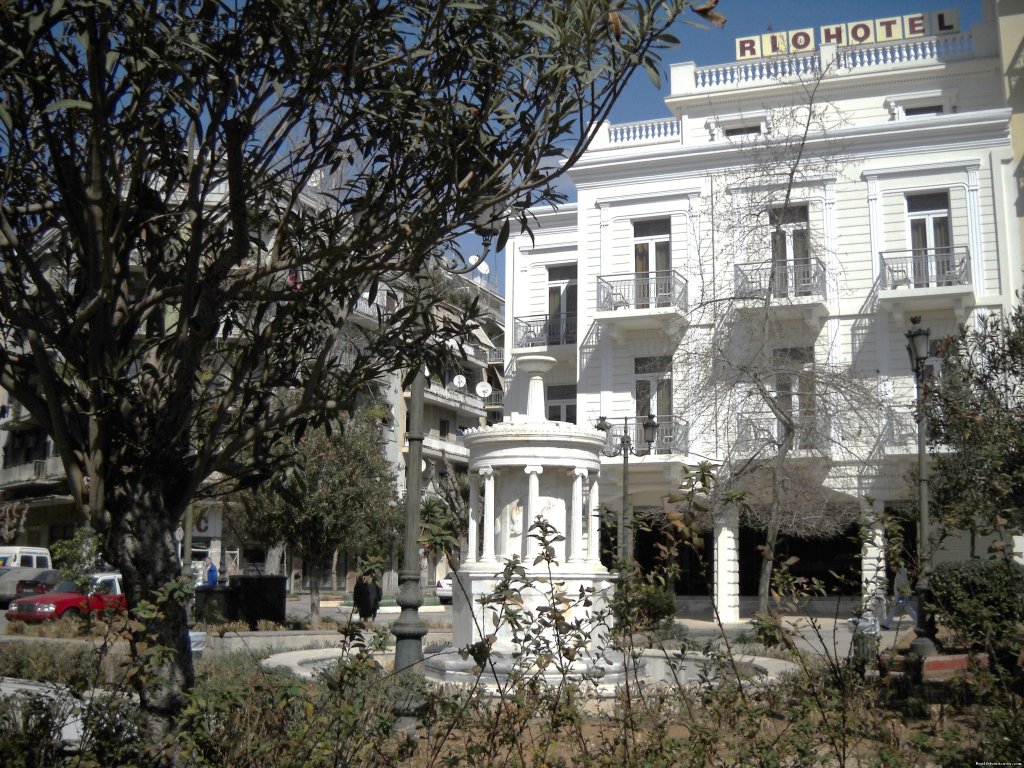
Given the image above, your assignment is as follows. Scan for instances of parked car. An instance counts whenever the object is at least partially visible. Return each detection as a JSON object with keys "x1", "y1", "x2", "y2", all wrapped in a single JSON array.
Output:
[
  {"x1": 4, "y1": 572, "x2": 126, "y2": 622},
  {"x1": 435, "y1": 572, "x2": 453, "y2": 604},
  {"x1": 0, "y1": 547, "x2": 54, "y2": 607},
  {"x1": 14, "y1": 569, "x2": 64, "y2": 597}
]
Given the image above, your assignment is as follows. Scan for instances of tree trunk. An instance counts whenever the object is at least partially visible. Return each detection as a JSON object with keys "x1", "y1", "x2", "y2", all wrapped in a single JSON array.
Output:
[
  {"x1": 331, "y1": 548, "x2": 339, "y2": 592},
  {"x1": 309, "y1": 556, "x2": 322, "y2": 625},
  {"x1": 264, "y1": 542, "x2": 285, "y2": 575},
  {"x1": 107, "y1": 489, "x2": 194, "y2": 757},
  {"x1": 758, "y1": 429, "x2": 793, "y2": 615}
]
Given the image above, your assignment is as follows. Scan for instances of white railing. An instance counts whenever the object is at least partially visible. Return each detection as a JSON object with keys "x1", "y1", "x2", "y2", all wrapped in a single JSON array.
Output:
[
  {"x1": 837, "y1": 33, "x2": 973, "y2": 69},
  {"x1": 690, "y1": 34, "x2": 973, "y2": 91},
  {"x1": 694, "y1": 50, "x2": 821, "y2": 89},
  {"x1": 606, "y1": 117, "x2": 679, "y2": 147}
]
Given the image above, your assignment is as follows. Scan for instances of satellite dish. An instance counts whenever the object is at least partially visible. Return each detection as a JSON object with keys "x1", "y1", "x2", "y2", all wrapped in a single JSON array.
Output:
[
  {"x1": 475, "y1": 381, "x2": 493, "y2": 398},
  {"x1": 477, "y1": 260, "x2": 491, "y2": 276},
  {"x1": 452, "y1": 374, "x2": 467, "y2": 389}
]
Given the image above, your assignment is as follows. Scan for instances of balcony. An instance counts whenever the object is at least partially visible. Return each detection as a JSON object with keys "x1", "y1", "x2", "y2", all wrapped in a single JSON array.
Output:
[
  {"x1": 878, "y1": 246, "x2": 974, "y2": 319},
  {"x1": 420, "y1": 380, "x2": 485, "y2": 419},
  {"x1": 596, "y1": 415, "x2": 689, "y2": 457},
  {"x1": 0, "y1": 400, "x2": 35, "y2": 431},
  {"x1": 734, "y1": 413, "x2": 827, "y2": 458},
  {"x1": 594, "y1": 271, "x2": 688, "y2": 337},
  {"x1": 512, "y1": 313, "x2": 577, "y2": 356},
  {"x1": 484, "y1": 390, "x2": 504, "y2": 410},
  {"x1": 0, "y1": 456, "x2": 65, "y2": 488},
  {"x1": 733, "y1": 258, "x2": 828, "y2": 325}
]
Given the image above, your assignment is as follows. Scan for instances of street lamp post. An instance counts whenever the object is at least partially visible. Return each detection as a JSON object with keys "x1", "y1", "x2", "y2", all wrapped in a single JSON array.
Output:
[
  {"x1": 905, "y1": 316, "x2": 937, "y2": 658},
  {"x1": 595, "y1": 414, "x2": 658, "y2": 564}
]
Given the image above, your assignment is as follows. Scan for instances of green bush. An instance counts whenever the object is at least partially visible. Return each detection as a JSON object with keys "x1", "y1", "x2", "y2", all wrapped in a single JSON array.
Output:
[
  {"x1": 613, "y1": 577, "x2": 677, "y2": 632},
  {"x1": 930, "y1": 557, "x2": 1024, "y2": 650}
]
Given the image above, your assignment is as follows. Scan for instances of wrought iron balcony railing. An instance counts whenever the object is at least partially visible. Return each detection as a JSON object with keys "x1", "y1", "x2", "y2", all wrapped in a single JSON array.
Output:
[
  {"x1": 596, "y1": 415, "x2": 689, "y2": 456},
  {"x1": 735, "y1": 413, "x2": 824, "y2": 454},
  {"x1": 596, "y1": 270, "x2": 688, "y2": 312},
  {"x1": 879, "y1": 246, "x2": 970, "y2": 290},
  {"x1": 513, "y1": 313, "x2": 577, "y2": 347},
  {"x1": 734, "y1": 257, "x2": 826, "y2": 300}
]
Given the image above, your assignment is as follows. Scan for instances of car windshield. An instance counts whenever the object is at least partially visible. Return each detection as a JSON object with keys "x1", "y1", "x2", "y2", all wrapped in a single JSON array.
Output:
[{"x1": 52, "y1": 580, "x2": 79, "y2": 593}]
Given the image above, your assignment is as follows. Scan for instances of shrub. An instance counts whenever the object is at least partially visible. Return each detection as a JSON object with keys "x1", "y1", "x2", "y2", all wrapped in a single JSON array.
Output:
[
  {"x1": 930, "y1": 557, "x2": 1024, "y2": 651},
  {"x1": 613, "y1": 576, "x2": 677, "y2": 633}
]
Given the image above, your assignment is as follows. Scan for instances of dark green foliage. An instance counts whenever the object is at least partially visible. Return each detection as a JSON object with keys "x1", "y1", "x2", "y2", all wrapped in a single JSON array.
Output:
[
  {"x1": 930, "y1": 557, "x2": 1024, "y2": 651},
  {"x1": 928, "y1": 302, "x2": 1024, "y2": 545},
  {"x1": 613, "y1": 571, "x2": 678, "y2": 632}
]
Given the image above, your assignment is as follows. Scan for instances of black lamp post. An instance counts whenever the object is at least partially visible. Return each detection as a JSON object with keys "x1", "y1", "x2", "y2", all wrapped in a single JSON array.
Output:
[
  {"x1": 595, "y1": 414, "x2": 658, "y2": 564},
  {"x1": 905, "y1": 315, "x2": 937, "y2": 657}
]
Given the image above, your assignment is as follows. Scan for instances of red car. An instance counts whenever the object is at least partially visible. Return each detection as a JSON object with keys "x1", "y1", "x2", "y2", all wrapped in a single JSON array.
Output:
[{"x1": 4, "y1": 572, "x2": 126, "y2": 622}]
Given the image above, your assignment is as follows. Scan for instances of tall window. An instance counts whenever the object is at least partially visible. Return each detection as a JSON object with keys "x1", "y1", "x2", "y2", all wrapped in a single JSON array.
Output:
[
  {"x1": 774, "y1": 347, "x2": 817, "y2": 449},
  {"x1": 633, "y1": 219, "x2": 671, "y2": 308},
  {"x1": 546, "y1": 265, "x2": 577, "y2": 345},
  {"x1": 769, "y1": 205, "x2": 811, "y2": 297},
  {"x1": 907, "y1": 192, "x2": 952, "y2": 287},
  {"x1": 547, "y1": 384, "x2": 577, "y2": 424},
  {"x1": 635, "y1": 356, "x2": 672, "y2": 451}
]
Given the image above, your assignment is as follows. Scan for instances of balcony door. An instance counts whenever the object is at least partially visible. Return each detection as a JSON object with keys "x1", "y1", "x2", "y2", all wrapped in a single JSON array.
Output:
[
  {"x1": 907, "y1": 192, "x2": 951, "y2": 287},
  {"x1": 546, "y1": 265, "x2": 577, "y2": 345},
  {"x1": 774, "y1": 347, "x2": 817, "y2": 450},
  {"x1": 634, "y1": 356, "x2": 672, "y2": 453},
  {"x1": 633, "y1": 219, "x2": 671, "y2": 309},
  {"x1": 769, "y1": 205, "x2": 810, "y2": 297}
]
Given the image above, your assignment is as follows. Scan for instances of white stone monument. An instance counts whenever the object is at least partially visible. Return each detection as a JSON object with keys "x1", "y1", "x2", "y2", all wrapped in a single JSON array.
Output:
[{"x1": 427, "y1": 355, "x2": 626, "y2": 684}]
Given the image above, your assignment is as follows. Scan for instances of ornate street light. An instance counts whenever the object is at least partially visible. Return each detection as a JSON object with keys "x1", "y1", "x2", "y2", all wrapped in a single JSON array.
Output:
[
  {"x1": 905, "y1": 315, "x2": 937, "y2": 658},
  {"x1": 595, "y1": 414, "x2": 658, "y2": 564}
]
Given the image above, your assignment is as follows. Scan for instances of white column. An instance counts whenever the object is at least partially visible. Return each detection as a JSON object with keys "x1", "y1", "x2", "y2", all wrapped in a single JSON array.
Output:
[
  {"x1": 587, "y1": 473, "x2": 601, "y2": 564},
  {"x1": 860, "y1": 498, "x2": 887, "y2": 621},
  {"x1": 467, "y1": 469, "x2": 479, "y2": 564},
  {"x1": 480, "y1": 465, "x2": 496, "y2": 562},
  {"x1": 524, "y1": 465, "x2": 543, "y2": 561},
  {"x1": 713, "y1": 505, "x2": 741, "y2": 624},
  {"x1": 569, "y1": 467, "x2": 587, "y2": 563}
]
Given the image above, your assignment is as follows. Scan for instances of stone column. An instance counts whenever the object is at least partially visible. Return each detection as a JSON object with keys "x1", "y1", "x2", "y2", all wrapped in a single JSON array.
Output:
[
  {"x1": 713, "y1": 505, "x2": 741, "y2": 624},
  {"x1": 569, "y1": 467, "x2": 587, "y2": 563},
  {"x1": 860, "y1": 498, "x2": 887, "y2": 621},
  {"x1": 524, "y1": 465, "x2": 543, "y2": 561},
  {"x1": 480, "y1": 466, "x2": 496, "y2": 562},
  {"x1": 587, "y1": 473, "x2": 601, "y2": 564},
  {"x1": 467, "y1": 469, "x2": 479, "y2": 563}
]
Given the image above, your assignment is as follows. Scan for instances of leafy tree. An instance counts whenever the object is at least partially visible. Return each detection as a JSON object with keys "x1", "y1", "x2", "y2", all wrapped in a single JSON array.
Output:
[
  {"x1": 927, "y1": 303, "x2": 1024, "y2": 552},
  {"x1": 49, "y1": 526, "x2": 102, "y2": 587},
  {"x1": 241, "y1": 408, "x2": 399, "y2": 621},
  {"x1": 0, "y1": 0, "x2": 692, "y2": 739}
]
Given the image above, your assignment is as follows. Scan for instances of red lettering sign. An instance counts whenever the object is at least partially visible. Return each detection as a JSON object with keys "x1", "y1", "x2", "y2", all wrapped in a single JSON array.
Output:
[
  {"x1": 736, "y1": 37, "x2": 759, "y2": 59},
  {"x1": 904, "y1": 14, "x2": 926, "y2": 37},
  {"x1": 850, "y1": 22, "x2": 873, "y2": 44},
  {"x1": 820, "y1": 24, "x2": 845, "y2": 45},
  {"x1": 876, "y1": 18, "x2": 899, "y2": 41},
  {"x1": 790, "y1": 30, "x2": 813, "y2": 52}
]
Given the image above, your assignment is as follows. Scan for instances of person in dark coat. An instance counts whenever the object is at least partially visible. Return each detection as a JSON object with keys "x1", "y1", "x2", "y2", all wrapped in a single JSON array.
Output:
[
  {"x1": 353, "y1": 575, "x2": 373, "y2": 621},
  {"x1": 368, "y1": 576, "x2": 382, "y2": 620}
]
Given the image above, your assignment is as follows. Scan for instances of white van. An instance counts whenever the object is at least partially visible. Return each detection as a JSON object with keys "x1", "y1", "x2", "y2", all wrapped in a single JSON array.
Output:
[
  {"x1": 0, "y1": 547, "x2": 54, "y2": 606},
  {"x1": 0, "y1": 547, "x2": 52, "y2": 569}
]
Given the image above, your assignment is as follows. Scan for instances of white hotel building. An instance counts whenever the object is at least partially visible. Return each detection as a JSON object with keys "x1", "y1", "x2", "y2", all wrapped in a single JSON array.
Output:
[{"x1": 503, "y1": 2, "x2": 1020, "y2": 620}]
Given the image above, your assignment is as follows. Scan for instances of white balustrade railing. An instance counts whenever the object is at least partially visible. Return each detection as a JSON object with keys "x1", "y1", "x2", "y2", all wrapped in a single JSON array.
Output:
[{"x1": 606, "y1": 117, "x2": 679, "y2": 147}]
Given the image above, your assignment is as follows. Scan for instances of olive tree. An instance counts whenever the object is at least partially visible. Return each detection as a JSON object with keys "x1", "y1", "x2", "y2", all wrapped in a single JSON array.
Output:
[{"x1": 0, "y1": 0, "x2": 695, "y2": 740}]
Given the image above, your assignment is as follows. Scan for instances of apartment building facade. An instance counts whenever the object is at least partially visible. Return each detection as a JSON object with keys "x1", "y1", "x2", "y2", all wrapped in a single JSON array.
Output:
[
  {"x1": 504, "y1": 2, "x2": 1020, "y2": 621},
  {"x1": 0, "y1": 265, "x2": 503, "y2": 591}
]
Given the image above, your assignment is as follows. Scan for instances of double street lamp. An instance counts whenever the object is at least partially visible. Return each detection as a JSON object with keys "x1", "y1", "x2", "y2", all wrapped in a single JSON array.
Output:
[
  {"x1": 905, "y1": 316, "x2": 937, "y2": 657},
  {"x1": 595, "y1": 414, "x2": 658, "y2": 564}
]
